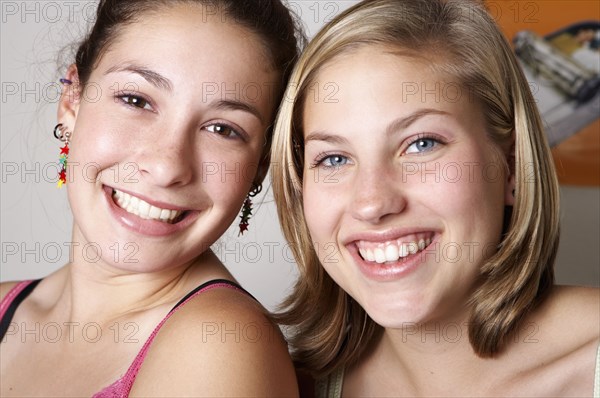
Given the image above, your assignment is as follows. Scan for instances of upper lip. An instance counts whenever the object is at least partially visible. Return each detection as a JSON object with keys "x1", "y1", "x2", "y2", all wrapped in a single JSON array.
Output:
[
  {"x1": 343, "y1": 227, "x2": 439, "y2": 246},
  {"x1": 105, "y1": 185, "x2": 193, "y2": 211}
]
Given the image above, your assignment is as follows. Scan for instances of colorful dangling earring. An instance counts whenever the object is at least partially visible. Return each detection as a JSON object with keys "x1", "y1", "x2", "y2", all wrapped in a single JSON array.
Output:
[
  {"x1": 238, "y1": 183, "x2": 263, "y2": 236},
  {"x1": 54, "y1": 123, "x2": 71, "y2": 188}
]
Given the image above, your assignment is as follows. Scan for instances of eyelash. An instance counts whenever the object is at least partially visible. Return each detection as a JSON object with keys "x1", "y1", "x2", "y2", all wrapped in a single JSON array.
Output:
[
  {"x1": 309, "y1": 133, "x2": 446, "y2": 168},
  {"x1": 203, "y1": 122, "x2": 247, "y2": 141},
  {"x1": 114, "y1": 93, "x2": 248, "y2": 141},
  {"x1": 310, "y1": 152, "x2": 350, "y2": 169},
  {"x1": 115, "y1": 92, "x2": 154, "y2": 112},
  {"x1": 403, "y1": 133, "x2": 445, "y2": 155}
]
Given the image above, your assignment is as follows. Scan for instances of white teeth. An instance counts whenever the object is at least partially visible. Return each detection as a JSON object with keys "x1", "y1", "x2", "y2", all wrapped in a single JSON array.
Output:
[
  {"x1": 359, "y1": 248, "x2": 367, "y2": 259},
  {"x1": 408, "y1": 242, "x2": 418, "y2": 255},
  {"x1": 130, "y1": 195, "x2": 139, "y2": 209},
  {"x1": 399, "y1": 244, "x2": 409, "y2": 258},
  {"x1": 374, "y1": 248, "x2": 386, "y2": 264},
  {"x1": 385, "y1": 244, "x2": 399, "y2": 262},
  {"x1": 149, "y1": 205, "x2": 161, "y2": 219},
  {"x1": 115, "y1": 193, "x2": 124, "y2": 207},
  {"x1": 159, "y1": 209, "x2": 171, "y2": 222},
  {"x1": 358, "y1": 237, "x2": 432, "y2": 264},
  {"x1": 138, "y1": 200, "x2": 150, "y2": 219},
  {"x1": 112, "y1": 189, "x2": 183, "y2": 223},
  {"x1": 366, "y1": 249, "x2": 375, "y2": 262}
]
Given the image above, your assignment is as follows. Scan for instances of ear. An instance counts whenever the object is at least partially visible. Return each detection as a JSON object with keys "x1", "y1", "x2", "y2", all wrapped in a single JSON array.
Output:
[
  {"x1": 57, "y1": 64, "x2": 81, "y2": 130},
  {"x1": 504, "y1": 134, "x2": 516, "y2": 206},
  {"x1": 253, "y1": 150, "x2": 270, "y2": 188}
]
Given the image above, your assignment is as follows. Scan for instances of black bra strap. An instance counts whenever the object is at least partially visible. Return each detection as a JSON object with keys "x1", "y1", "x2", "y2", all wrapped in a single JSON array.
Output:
[
  {"x1": 170, "y1": 279, "x2": 256, "y2": 311},
  {"x1": 0, "y1": 279, "x2": 42, "y2": 341}
]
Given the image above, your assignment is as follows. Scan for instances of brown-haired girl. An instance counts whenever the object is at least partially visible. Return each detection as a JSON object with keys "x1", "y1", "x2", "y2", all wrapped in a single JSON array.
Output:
[{"x1": 0, "y1": 0, "x2": 303, "y2": 396}]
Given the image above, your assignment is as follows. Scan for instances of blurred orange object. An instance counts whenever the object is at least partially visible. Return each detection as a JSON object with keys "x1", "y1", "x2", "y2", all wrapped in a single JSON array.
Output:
[
  {"x1": 489, "y1": 0, "x2": 600, "y2": 186},
  {"x1": 552, "y1": 125, "x2": 600, "y2": 186}
]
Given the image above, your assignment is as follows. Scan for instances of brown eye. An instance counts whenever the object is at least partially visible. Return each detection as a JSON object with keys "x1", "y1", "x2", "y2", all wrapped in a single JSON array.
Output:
[
  {"x1": 119, "y1": 95, "x2": 151, "y2": 110},
  {"x1": 205, "y1": 123, "x2": 241, "y2": 139}
]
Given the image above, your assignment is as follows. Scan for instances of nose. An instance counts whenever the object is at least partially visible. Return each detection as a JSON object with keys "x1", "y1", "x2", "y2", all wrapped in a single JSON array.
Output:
[
  {"x1": 136, "y1": 123, "x2": 195, "y2": 187},
  {"x1": 350, "y1": 164, "x2": 407, "y2": 224}
]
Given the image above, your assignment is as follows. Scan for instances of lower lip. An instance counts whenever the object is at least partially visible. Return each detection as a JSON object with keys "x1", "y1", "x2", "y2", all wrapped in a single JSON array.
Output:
[
  {"x1": 104, "y1": 186, "x2": 199, "y2": 237},
  {"x1": 350, "y1": 240, "x2": 436, "y2": 282}
]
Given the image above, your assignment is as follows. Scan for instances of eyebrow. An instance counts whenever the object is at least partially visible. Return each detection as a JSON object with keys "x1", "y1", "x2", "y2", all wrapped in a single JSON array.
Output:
[
  {"x1": 385, "y1": 108, "x2": 449, "y2": 135},
  {"x1": 304, "y1": 131, "x2": 349, "y2": 145},
  {"x1": 105, "y1": 63, "x2": 265, "y2": 123},
  {"x1": 213, "y1": 99, "x2": 265, "y2": 124},
  {"x1": 304, "y1": 108, "x2": 450, "y2": 144},
  {"x1": 105, "y1": 64, "x2": 173, "y2": 92}
]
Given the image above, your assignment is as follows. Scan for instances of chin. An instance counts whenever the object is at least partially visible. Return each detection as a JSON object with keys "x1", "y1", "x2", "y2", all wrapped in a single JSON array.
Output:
[{"x1": 357, "y1": 293, "x2": 432, "y2": 328}]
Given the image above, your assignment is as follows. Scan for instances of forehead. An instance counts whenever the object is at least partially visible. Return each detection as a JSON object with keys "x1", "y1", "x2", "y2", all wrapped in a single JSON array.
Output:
[
  {"x1": 94, "y1": 4, "x2": 277, "y2": 103},
  {"x1": 309, "y1": 45, "x2": 459, "y2": 104},
  {"x1": 302, "y1": 46, "x2": 484, "y2": 133}
]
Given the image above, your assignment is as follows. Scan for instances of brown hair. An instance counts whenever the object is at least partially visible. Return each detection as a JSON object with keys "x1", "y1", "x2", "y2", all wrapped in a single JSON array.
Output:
[
  {"x1": 75, "y1": 0, "x2": 302, "y2": 86},
  {"x1": 272, "y1": 0, "x2": 559, "y2": 377}
]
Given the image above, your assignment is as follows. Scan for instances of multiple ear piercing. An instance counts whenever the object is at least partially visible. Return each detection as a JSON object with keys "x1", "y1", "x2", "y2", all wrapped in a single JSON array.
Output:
[
  {"x1": 54, "y1": 77, "x2": 73, "y2": 188},
  {"x1": 53, "y1": 123, "x2": 71, "y2": 188}
]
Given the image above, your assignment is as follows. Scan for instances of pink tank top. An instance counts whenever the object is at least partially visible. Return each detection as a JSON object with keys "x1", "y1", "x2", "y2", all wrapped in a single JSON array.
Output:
[{"x1": 0, "y1": 279, "x2": 248, "y2": 397}]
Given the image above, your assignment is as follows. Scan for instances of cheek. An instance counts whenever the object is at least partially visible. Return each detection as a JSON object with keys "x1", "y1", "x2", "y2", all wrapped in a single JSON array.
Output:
[
  {"x1": 199, "y1": 148, "x2": 261, "y2": 204},
  {"x1": 425, "y1": 149, "x2": 505, "y2": 206},
  {"x1": 428, "y1": 154, "x2": 506, "y2": 243},
  {"x1": 69, "y1": 106, "x2": 130, "y2": 167},
  {"x1": 302, "y1": 182, "x2": 332, "y2": 240},
  {"x1": 302, "y1": 182, "x2": 349, "y2": 275}
]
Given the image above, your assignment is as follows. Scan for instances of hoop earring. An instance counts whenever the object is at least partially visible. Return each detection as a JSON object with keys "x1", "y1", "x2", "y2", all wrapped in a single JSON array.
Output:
[
  {"x1": 54, "y1": 123, "x2": 71, "y2": 188},
  {"x1": 238, "y1": 183, "x2": 262, "y2": 236}
]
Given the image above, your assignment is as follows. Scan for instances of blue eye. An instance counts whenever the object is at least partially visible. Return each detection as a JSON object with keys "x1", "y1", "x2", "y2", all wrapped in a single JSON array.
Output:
[
  {"x1": 319, "y1": 154, "x2": 349, "y2": 168},
  {"x1": 204, "y1": 123, "x2": 243, "y2": 139},
  {"x1": 405, "y1": 137, "x2": 439, "y2": 154}
]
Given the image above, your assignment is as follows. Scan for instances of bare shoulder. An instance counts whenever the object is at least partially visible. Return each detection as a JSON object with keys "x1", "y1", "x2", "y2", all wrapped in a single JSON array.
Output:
[
  {"x1": 498, "y1": 286, "x2": 599, "y2": 396},
  {"x1": 534, "y1": 286, "x2": 599, "y2": 342},
  {"x1": 520, "y1": 286, "x2": 599, "y2": 356},
  {"x1": 0, "y1": 281, "x2": 23, "y2": 302},
  {"x1": 130, "y1": 285, "x2": 299, "y2": 397}
]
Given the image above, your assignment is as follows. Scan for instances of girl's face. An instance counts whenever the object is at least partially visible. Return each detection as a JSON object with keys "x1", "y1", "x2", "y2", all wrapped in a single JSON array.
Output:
[
  {"x1": 302, "y1": 47, "x2": 513, "y2": 326},
  {"x1": 60, "y1": 4, "x2": 278, "y2": 272}
]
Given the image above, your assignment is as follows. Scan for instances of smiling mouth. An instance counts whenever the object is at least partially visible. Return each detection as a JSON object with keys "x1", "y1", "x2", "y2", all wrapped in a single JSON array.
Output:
[
  {"x1": 112, "y1": 189, "x2": 187, "y2": 224},
  {"x1": 356, "y1": 234, "x2": 434, "y2": 264}
]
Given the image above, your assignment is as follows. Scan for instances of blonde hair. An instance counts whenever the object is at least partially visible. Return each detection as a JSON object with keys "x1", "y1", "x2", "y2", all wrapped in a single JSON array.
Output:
[{"x1": 271, "y1": 0, "x2": 559, "y2": 376}]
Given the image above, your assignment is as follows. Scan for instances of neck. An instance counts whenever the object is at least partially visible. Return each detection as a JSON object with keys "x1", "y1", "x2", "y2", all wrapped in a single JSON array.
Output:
[
  {"x1": 374, "y1": 313, "x2": 495, "y2": 395},
  {"x1": 43, "y1": 250, "x2": 221, "y2": 325}
]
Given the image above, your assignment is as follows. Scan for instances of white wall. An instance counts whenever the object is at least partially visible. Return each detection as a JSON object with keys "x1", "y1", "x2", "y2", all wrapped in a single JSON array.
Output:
[{"x1": 1, "y1": 1, "x2": 597, "y2": 314}]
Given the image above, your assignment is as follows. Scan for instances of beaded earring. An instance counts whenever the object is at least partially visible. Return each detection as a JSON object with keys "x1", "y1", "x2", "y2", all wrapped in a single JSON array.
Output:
[
  {"x1": 238, "y1": 183, "x2": 262, "y2": 236},
  {"x1": 53, "y1": 123, "x2": 71, "y2": 188}
]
